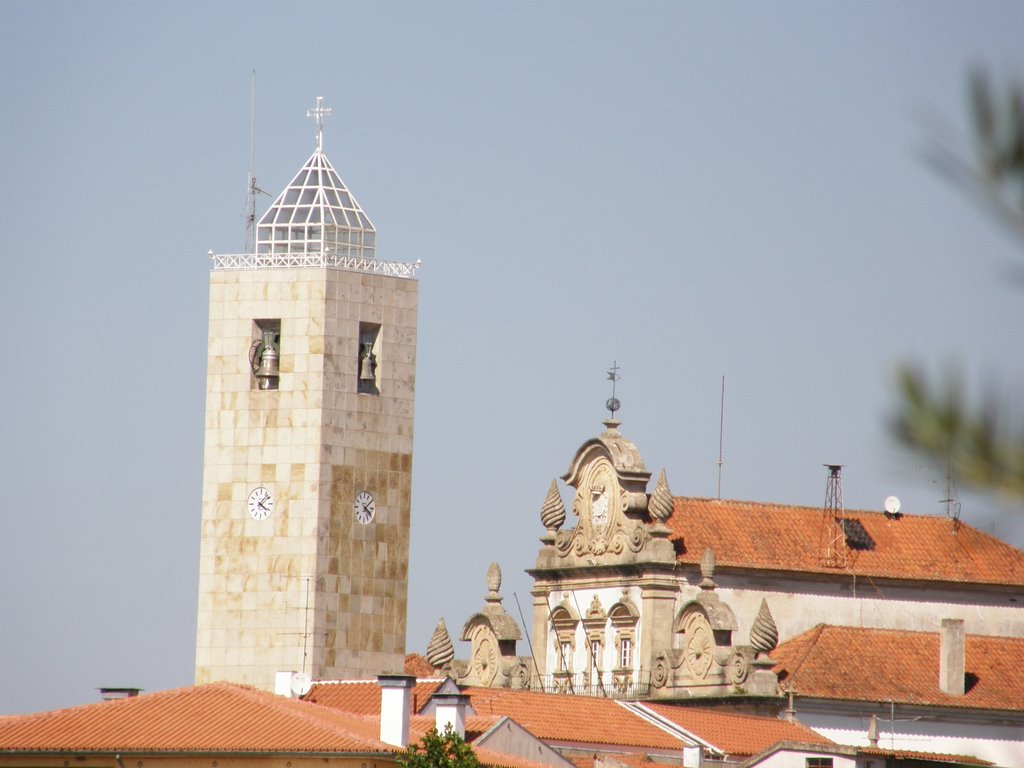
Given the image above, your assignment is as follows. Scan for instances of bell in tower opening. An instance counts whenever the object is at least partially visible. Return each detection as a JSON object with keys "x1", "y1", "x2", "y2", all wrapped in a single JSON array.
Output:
[{"x1": 249, "y1": 322, "x2": 281, "y2": 391}]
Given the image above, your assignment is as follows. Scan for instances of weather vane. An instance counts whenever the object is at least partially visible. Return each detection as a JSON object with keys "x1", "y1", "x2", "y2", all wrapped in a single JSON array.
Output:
[
  {"x1": 606, "y1": 361, "x2": 621, "y2": 417},
  {"x1": 307, "y1": 96, "x2": 333, "y2": 152}
]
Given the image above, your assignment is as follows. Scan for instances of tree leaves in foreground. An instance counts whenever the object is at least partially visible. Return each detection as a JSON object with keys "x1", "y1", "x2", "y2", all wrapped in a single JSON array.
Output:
[
  {"x1": 893, "y1": 367, "x2": 1024, "y2": 499},
  {"x1": 398, "y1": 725, "x2": 481, "y2": 768},
  {"x1": 898, "y1": 69, "x2": 1024, "y2": 500}
]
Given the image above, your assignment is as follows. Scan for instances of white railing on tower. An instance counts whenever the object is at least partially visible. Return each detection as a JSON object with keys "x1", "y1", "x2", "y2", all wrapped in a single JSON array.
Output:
[{"x1": 208, "y1": 251, "x2": 421, "y2": 279}]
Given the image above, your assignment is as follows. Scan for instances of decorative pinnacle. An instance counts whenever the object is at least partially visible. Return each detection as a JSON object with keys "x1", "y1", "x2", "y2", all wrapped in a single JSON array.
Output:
[
  {"x1": 649, "y1": 469, "x2": 674, "y2": 525},
  {"x1": 750, "y1": 598, "x2": 779, "y2": 657},
  {"x1": 426, "y1": 618, "x2": 455, "y2": 670},
  {"x1": 307, "y1": 96, "x2": 333, "y2": 152},
  {"x1": 699, "y1": 548, "x2": 717, "y2": 589},
  {"x1": 605, "y1": 361, "x2": 621, "y2": 418},
  {"x1": 486, "y1": 562, "x2": 502, "y2": 601},
  {"x1": 540, "y1": 479, "x2": 566, "y2": 532}
]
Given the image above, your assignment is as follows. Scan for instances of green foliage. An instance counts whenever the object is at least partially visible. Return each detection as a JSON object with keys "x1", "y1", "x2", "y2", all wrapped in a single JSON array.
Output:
[
  {"x1": 398, "y1": 724, "x2": 481, "y2": 768},
  {"x1": 897, "y1": 70, "x2": 1024, "y2": 500},
  {"x1": 893, "y1": 367, "x2": 1024, "y2": 499}
]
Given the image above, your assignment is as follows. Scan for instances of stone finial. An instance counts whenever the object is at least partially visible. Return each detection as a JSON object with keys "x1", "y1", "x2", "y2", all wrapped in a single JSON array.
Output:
[
  {"x1": 750, "y1": 598, "x2": 779, "y2": 657},
  {"x1": 699, "y1": 548, "x2": 717, "y2": 589},
  {"x1": 540, "y1": 480, "x2": 566, "y2": 532},
  {"x1": 426, "y1": 618, "x2": 455, "y2": 670},
  {"x1": 648, "y1": 469, "x2": 673, "y2": 524},
  {"x1": 486, "y1": 563, "x2": 502, "y2": 600}
]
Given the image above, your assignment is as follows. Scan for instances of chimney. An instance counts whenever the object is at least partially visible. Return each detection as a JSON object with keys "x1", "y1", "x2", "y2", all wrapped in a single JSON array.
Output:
[
  {"x1": 378, "y1": 675, "x2": 416, "y2": 748},
  {"x1": 432, "y1": 692, "x2": 468, "y2": 740},
  {"x1": 939, "y1": 618, "x2": 966, "y2": 696}
]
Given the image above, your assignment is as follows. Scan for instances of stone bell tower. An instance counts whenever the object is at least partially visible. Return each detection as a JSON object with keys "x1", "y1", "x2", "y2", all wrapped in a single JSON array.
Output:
[{"x1": 195, "y1": 97, "x2": 419, "y2": 691}]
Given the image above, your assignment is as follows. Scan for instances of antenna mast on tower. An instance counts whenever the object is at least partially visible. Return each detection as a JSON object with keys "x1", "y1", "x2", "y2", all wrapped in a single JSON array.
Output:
[
  {"x1": 819, "y1": 464, "x2": 848, "y2": 568},
  {"x1": 244, "y1": 70, "x2": 268, "y2": 253}
]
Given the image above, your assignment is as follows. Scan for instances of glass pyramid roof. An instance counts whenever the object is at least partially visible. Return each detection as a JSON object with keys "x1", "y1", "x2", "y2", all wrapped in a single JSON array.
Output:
[{"x1": 256, "y1": 149, "x2": 375, "y2": 258}]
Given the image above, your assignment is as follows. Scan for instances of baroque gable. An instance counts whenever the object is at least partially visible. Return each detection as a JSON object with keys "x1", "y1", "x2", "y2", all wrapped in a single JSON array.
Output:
[{"x1": 540, "y1": 419, "x2": 675, "y2": 567}]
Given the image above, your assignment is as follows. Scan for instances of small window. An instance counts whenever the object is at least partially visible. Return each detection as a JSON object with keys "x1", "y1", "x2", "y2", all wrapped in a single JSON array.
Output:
[
  {"x1": 619, "y1": 637, "x2": 632, "y2": 668},
  {"x1": 558, "y1": 640, "x2": 572, "y2": 672},
  {"x1": 806, "y1": 759, "x2": 833, "y2": 768}
]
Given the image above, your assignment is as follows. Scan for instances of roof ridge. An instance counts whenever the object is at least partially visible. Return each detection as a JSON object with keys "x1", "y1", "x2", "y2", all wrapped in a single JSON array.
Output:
[
  {"x1": 645, "y1": 700, "x2": 810, "y2": 726},
  {"x1": 616, "y1": 701, "x2": 716, "y2": 752},
  {"x1": 676, "y1": 496, "x2": 1000, "y2": 526},
  {"x1": 780, "y1": 623, "x2": 828, "y2": 684},
  {"x1": 228, "y1": 686, "x2": 396, "y2": 750},
  {"x1": 5, "y1": 681, "x2": 248, "y2": 723},
  {"x1": 797, "y1": 624, "x2": 1024, "y2": 643}
]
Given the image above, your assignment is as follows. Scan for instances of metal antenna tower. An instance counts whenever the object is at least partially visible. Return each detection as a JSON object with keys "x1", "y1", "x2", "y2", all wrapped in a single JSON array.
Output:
[
  {"x1": 940, "y1": 456, "x2": 962, "y2": 531},
  {"x1": 819, "y1": 464, "x2": 849, "y2": 568}
]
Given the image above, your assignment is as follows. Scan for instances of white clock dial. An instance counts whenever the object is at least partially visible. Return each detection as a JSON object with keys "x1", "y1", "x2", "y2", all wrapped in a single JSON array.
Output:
[
  {"x1": 247, "y1": 486, "x2": 274, "y2": 521},
  {"x1": 354, "y1": 490, "x2": 375, "y2": 524}
]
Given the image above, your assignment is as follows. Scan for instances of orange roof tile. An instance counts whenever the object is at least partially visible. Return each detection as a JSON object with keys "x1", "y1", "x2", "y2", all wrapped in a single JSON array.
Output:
[
  {"x1": 474, "y1": 744, "x2": 567, "y2": 768},
  {"x1": 640, "y1": 701, "x2": 833, "y2": 757},
  {"x1": 773, "y1": 625, "x2": 1024, "y2": 712},
  {"x1": 405, "y1": 714, "x2": 505, "y2": 744},
  {"x1": 668, "y1": 497, "x2": 1024, "y2": 586},
  {"x1": 0, "y1": 682, "x2": 395, "y2": 754},
  {"x1": 305, "y1": 678, "x2": 445, "y2": 716},
  {"x1": 458, "y1": 688, "x2": 683, "y2": 750},
  {"x1": 457, "y1": 688, "x2": 836, "y2": 757},
  {"x1": 405, "y1": 654, "x2": 438, "y2": 677}
]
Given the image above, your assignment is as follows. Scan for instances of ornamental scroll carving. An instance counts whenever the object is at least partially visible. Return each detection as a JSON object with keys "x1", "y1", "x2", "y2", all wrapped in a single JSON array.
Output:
[{"x1": 555, "y1": 455, "x2": 646, "y2": 559}]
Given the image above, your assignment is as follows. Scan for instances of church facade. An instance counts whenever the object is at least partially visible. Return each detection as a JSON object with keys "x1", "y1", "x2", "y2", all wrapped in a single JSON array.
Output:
[
  {"x1": 195, "y1": 99, "x2": 418, "y2": 690},
  {"x1": 426, "y1": 415, "x2": 1024, "y2": 707}
]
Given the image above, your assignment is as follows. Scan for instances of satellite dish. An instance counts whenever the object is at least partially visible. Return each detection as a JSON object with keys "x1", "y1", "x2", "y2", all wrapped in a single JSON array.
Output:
[
  {"x1": 884, "y1": 496, "x2": 901, "y2": 515},
  {"x1": 290, "y1": 672, "x2": 312, "y2": 697}
]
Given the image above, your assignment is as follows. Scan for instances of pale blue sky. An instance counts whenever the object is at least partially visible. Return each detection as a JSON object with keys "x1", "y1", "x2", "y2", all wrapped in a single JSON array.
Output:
[{"x1": 1, "y1": 1, "x2": 1022, "y2": 714}]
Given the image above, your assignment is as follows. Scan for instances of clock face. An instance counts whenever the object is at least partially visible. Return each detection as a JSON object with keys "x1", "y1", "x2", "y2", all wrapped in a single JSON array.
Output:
[
  {"x1": 354, "y1": 490, "x2": 375, "y2": 524},
  {"x1": 247, "y1": 486, "x2": 274, "y2": 521},
  {"x1": 591, "y1": 485, "x2": 610, "y2": 529}
]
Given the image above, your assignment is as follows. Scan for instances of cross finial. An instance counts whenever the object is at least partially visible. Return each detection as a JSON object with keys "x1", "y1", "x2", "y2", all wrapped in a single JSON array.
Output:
[{"x1": 307, "y1": 96, "x2": 333, "y2": 152}]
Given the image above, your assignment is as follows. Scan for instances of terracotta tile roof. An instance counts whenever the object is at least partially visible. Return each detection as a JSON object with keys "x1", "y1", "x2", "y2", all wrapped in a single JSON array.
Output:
[
  {"x1": 773, "y1": 624, "x2": 1024, "y2": 712},
  {"x1": 457, "y1": 688, "x2": 683, "y2": 749},
  {"x1": 406, "y1": 714, "x2": 504, "y2": 744},
  {"x1": 405, "y1": 653, "x2": 438, "y2": 677},
  {"x1": 667, "y1": 497, "x2": 1024, "y2": 586},
  {"x1": 457, "y1": 688, "x2": 835, "y2": 757},
  {"x1": 305, "y1": 678, "x2": 445, "y2": 715},
  {"x1": 474, "y1": 745, "x2": 566, "y2": 768},
  {"x1": 639, "y1": 701, "x2": 833, "y2": 757},
  {"x1": 0, "y1": 682, "x2": 395, "y2": 753}
]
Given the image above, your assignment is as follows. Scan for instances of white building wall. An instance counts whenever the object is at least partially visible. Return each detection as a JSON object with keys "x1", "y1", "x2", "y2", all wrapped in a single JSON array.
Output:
[
  {"x1": 705, "y1": 574, "x2": 1023, "y2": 646},
  {"x1": 545, "y1": 585, "x2": 644, "y2": 680},
  {"x1": 801, "y1": 710, "x2": 1024, "y2": 768}
]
